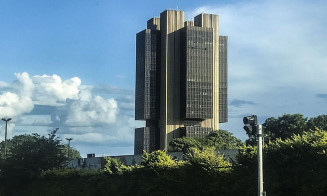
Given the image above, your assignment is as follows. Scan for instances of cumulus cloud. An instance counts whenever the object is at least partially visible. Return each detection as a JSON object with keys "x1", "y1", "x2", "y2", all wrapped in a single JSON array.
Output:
[
  {"x1": 0, "y1": 72, "x2": 119, "y2": 126},
  {"x1": 32, "y1": 74, "x2": 81, "y2": 105},
  {"x1": 0, "y1": 73, "x2": 34, "y2": 118},
  {"x1": 65, "y1": 94, "x2": 118, "y2": 126},
  {"x1": 0, "y1": 73, "x2": 83, "y2": 117},
  {"x1": 0, "y1": 72, "x2": 138, "y2": 156}
]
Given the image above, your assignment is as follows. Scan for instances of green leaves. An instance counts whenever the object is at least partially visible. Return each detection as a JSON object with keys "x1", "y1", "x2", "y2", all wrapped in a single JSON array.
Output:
[
  {"x1": 169, "y1": 137, "x2": 203, "y2": 153},
  {"x1": 237, "y1": 129, "x2": 327, "y2": 195},
  {"x1": 60, "y1": 144, "x2": 81, "y2": 159},
  {"x1": 205, "y1": 130, "x2": 243, "y2": 149},
  {"x1": 0, "y1": 130, "x2": 69, "y2": 187},
  {"x1": 169, "y1": 129, "x2": 243, "y2": 153},
  {"x1": 246, "y1": 114, "x2": 327, "y2": 145},
  {"x1": 141, "y1": 150, "x2": 179, "y2": 169},
  {"x1": 185, "y1": 147, "x2": 232, "y2": 173},
  {"x1": 104, "y1": 157, "x2": 126, "y2": 174},
  {"x1": 308, "y1": 115, "x2": 327, "y2": 131}
]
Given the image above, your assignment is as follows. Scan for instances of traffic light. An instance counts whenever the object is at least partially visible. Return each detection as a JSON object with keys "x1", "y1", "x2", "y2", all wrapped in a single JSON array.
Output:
[
  {"x1": 242, "y1": 115, "x2": 265, "y2": 195},
  {"x1": 243, "y1": 115, "x2": 257, "y2": 126},
  {"x1": 243, "y1": 115, "x2": 258, "y2": 135}
]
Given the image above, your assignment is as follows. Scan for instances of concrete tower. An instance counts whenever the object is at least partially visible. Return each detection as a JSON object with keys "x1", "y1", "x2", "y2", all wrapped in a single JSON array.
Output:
[{"x1": 135, "y1": 10, "x2": 228, "y2": 154}]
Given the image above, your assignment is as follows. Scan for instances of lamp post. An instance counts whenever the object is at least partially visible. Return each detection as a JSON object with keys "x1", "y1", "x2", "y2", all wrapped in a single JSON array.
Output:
[
  {"x1": 66, "y1": 138, "x2": 73, "y2": 159},
  {"x1": 2, "y1": 118, "x2": 12, "y2": 159}
]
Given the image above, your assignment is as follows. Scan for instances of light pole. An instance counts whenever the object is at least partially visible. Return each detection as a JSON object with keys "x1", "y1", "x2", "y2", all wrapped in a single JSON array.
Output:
[
  {"x1": 66, "y1": 138, "x2": 73, "y2": 159},
  {"x1": 2, "y1": 118, "x2": 12, "y2": 159},
  {"x1": 257, "y1": 124, "x2": 264, "y2": 196},
  {"x1": 243, "y1": 115, "x2": 265, "y2": 196}
]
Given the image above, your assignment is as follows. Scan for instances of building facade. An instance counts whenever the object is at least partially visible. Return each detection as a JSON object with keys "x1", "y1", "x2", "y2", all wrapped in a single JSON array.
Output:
[{"x1": 135, "y1": 10, "x2": 228, "y2": 154}]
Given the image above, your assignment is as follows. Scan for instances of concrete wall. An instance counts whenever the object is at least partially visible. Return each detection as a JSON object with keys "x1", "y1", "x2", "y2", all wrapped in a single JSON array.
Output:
[{"x1": 68, "y1": 152, "x2": 184, "y2": 170}]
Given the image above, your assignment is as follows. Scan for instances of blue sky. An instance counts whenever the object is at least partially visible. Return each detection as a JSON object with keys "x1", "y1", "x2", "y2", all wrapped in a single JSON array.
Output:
[{"x1": 0, "y1": 0, "x2": 326, "y2": 157}]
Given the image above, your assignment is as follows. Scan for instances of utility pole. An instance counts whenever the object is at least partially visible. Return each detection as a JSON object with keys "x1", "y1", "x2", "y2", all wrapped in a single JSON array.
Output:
[
  {"x1": 2, "y1": 118, "x2": 12, "y2": 159},
  {"x1": 257, "y1": 124, "x2": 264, "y2": 196},
  {"x1": 66, "y1": 138, "x2": 73, "y2": 159},
  {"x1": 243, "y1": 115, "x2": 265, "y2": 196}
]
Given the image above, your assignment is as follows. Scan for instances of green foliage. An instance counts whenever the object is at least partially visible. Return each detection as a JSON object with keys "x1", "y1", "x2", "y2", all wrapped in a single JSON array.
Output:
[
  {"x1": 141, "y1": 150, "x2": 179, "y2": 168},
  {"x1": 264, "y1": 113, "x2": 307, "y2": 141},
  {"x1": 237, "y1": 129, "x2": 327, "y2": 195},
  {"x1": 185, "y1": 147, "x2": 232, "y2": 173},
  {"x1": 60, "y1": 144, "x2": 81, "y2": 159},
  {"x1": 264, "y1": 130, "x2": 327, "y2": 195},
  {"x1": 104, "y1": 157, "x2": 124, "y2": 174},
  {"x1": 3, "y1": 114, "x2": 327, "y2": 195},
  {"x1": 103, "y1": 157, "x2": 136, "y2": 174},
  {"x1": 169, "y1": 137, "x2": 203, "y2": 153},
  {"x1": 40, "y1": 168, "x2": 94, "y2": 179},
  {"x1": 205, "y1": 130, "x2": 242, "y2": 149},
  {"x1": 236, "y1": 144, "x2": 257, "y2": 167},
  {"x1": 169, "y1": 129, "x2": 243, "y2": 153},
  {"x1": 307, "y1": 114, "x2": 327, "y2": 131},
  {"x1": 10, "y1": 149, "x2": 233, "y2": 195},
  {"x1": 0, "y1": 130, "x2": 67, "y2": 187},
  {"x1": 246, "y1": 113, "x2": 308, "y2": 145},
  {"x1": 246, "y1": 114, "x2": 327, "y2": 145},
  {"x1": 4, "y1": 128, "x2": 327, "y2": 195}
]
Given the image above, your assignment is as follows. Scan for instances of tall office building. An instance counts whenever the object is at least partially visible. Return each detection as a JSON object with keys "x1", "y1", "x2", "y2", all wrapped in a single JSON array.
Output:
[{"x1": 135, "y1": 10, "x2": 228, "y2": 154}]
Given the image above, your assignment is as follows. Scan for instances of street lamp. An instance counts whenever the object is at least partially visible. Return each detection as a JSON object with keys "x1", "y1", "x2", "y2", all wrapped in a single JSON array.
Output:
[
  {"x1": 2, "y1": 118, "x2": 12, "y2": 159},
  {"x1": 66, "y1": 138, "x2": 73, "y2": 159}
]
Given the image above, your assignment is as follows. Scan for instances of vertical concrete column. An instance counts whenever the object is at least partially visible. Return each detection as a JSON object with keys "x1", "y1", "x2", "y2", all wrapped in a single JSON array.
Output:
[
  {"x1": 159, "y1": 10, "x2": 184, "y2": 150},
  {"x1": 194, "y1": 13, "x2": 219, "y2": 130}
]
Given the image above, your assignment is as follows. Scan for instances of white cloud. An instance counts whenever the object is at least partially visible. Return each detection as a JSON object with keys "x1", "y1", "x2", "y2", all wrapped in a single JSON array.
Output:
[
  {"x1": 32, "y1": 74, "x2": 81, "y2": 105},
  {"x1": 188, "y1": 0, "x2": 327, "y2": 94},
  {"x1": 65, "y1": 94, "x2": 118, "y2": 126},
  {"x1": 0, "y1": 72, "x2": 119, "y2": 128},
  {"x1": 188, "y1": 0, "x2": 327, "y2": 138},
  {"x1": 0, "y1": 90, "x2": 34, "y2": 118},
  {"x1": 14, "y1": 72, "x2": 35, "y2": 97},
  {"x1": 0, "y1": 81, "x2": 9, "y2": 88},
  {"x1": 0, "y1": 72, "x2": 135, "y2": 156}
]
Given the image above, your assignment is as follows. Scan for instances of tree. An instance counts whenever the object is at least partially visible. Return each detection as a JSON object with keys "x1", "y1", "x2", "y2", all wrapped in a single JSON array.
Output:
[
  {"x1": 169, "y1": 137, "x2": 203, "y2": 153},
  {"x1": 0, "y1": 130, "x2": 67, "y2": 186},
  {"x1": 0, "y1": 137, "x2": 81, "y2": 160},
  {"x1": 307, "y1": 114, "x2": 327, "y2": 131},
  {"x1": 237, "y1": 129, "x2": 327, "y2": 195},
  {"x1": 185, "y1": 147, "x2": 232, "y2": 173},
  {"x1": 169, "y1": 129, "x2": 242, "y2": 152},
  {"x1": 141, "y1": 150, "x2": 178, "y2": 168},
  {"x1": 104, "y1": 157, "x2": 126, "y2": 174},
  {"x1": 205, "y1": 130, "x2": 242, "y2": 149},
  {"x1": 246, "y1": 113, "x2": 308, "y2": 145},
  {"x1": 60, "y1": 144, "x2": 81, "y2": 159}
]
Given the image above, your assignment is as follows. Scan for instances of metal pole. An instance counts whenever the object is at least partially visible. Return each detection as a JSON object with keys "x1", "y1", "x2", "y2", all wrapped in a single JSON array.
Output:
[
  {"x1": 68, "y1": 140, "x2": 70, "y2": 159},
  {"x1": 257, "y1": 125, "x2": 264, "y2": 196},
  {"x1": 2, "y1": 118, "x2": 11, "y2": 159},
  {"x1": 4, "y1": 120, "x2": 8, "y2": 159},
  {"x1": 66, "y1": 138, "x2": 73, "y2": 159}
]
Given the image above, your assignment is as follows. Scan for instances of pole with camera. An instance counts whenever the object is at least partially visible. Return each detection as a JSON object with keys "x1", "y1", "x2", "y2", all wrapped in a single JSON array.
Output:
[{"x1": 243, "y1": 115, "x2": 265, "y2": 196}]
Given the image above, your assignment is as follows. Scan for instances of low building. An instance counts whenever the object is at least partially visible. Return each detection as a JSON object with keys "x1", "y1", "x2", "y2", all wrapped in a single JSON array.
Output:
[{"x1": 68, "y1": 152, "x2": 184, "y2": 170}]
